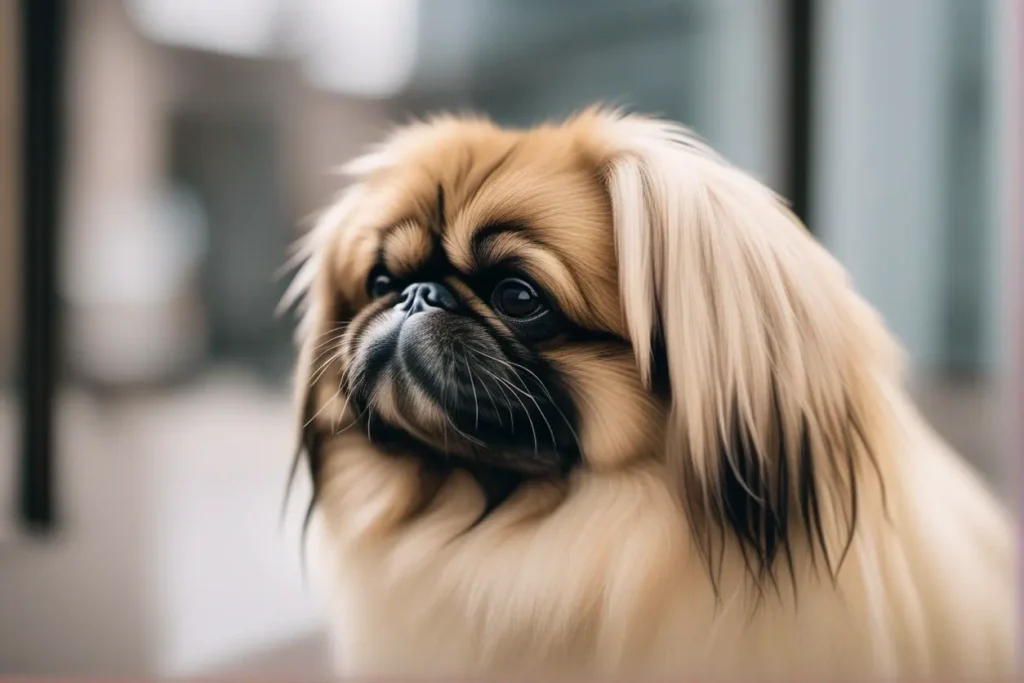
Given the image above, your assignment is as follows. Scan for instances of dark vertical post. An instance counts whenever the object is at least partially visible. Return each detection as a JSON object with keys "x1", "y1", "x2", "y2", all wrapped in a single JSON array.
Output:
[
  {"x1": 787, "y1": 0, "x2": 815, "y2": 227},
  {"x1": 19, "y1": 0, "x2": 66, "y2": 530}
]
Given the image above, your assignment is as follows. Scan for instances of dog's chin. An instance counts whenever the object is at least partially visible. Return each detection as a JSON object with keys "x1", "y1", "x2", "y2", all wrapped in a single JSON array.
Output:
[{"x1": 348, "y1": 311, "x2": 580, "y2": 479}]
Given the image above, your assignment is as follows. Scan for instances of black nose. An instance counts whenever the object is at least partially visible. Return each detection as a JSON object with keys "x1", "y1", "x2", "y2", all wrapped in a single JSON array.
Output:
[{"x1": 396, "y1": 282, "x2": 459, "y2": 315}]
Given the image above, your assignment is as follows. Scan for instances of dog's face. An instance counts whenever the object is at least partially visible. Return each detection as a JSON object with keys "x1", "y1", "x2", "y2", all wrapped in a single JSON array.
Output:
[
  {"x1": 301, "y1": 116, "x2": 662, "y2": 492},
  {"x1": 290, "y1": 109, "x2": 894, "y2": 583}
]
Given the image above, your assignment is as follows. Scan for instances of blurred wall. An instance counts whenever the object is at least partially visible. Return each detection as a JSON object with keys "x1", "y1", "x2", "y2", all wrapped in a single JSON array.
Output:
[{"x1": 404, "y1": 0, "x2": 786, "y2": 190}]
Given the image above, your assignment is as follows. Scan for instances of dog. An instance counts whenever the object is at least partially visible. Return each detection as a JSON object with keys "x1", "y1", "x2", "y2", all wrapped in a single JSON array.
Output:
[{"x1": 283, "y1": 108, "x2": 1016, "y2": 678}]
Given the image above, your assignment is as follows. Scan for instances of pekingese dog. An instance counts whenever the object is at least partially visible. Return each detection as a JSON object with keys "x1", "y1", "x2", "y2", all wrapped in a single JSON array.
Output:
[{"x1": 283, "y1": 108, "x2": 1016, "y2": 678}]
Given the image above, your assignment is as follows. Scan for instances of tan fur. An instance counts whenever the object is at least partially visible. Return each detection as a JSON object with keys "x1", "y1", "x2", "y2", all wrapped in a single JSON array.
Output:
[{"x1": 288, "y1": 108, "x2": 1017, "y2": 678}]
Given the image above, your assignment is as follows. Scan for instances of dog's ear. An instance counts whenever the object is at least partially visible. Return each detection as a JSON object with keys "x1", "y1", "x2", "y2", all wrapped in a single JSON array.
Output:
[
  {"x1": 597, "y1": 112, "x2": 891, "y2": 592},
  {"x1": 281, "y1": 184, "x2": 368, "y2": 528}
]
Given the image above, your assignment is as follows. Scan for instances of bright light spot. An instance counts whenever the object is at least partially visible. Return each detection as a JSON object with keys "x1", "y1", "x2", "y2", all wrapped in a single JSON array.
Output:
[
  {"x1": 297, "y1": 0, "x2": 419, "y2": 98},
  {"x1": 129, "y1": 0, "x2": 281, "y2": 57}
]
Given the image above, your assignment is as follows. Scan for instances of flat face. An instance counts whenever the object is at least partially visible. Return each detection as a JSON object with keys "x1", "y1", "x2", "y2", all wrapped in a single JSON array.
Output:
[{"x1": 307, "y1": 116, "x2": 663, "y2": 498}]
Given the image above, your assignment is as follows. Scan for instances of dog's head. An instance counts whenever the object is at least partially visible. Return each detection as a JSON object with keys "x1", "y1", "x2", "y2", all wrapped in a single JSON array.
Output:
[{"x1": 287, "y1": 108, "x2": 894, "y2": 584}]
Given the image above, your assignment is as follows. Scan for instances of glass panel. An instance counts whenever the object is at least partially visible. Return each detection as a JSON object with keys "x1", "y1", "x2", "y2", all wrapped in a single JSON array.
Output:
[{"x1": 813, "y1": 0, "x2": 1008, "y2": 496}]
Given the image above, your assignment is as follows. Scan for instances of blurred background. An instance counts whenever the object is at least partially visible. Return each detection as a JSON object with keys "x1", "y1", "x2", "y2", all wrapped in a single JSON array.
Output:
[{"x1": 0, "y1": 0, "x2": 1019, "y2": 677}]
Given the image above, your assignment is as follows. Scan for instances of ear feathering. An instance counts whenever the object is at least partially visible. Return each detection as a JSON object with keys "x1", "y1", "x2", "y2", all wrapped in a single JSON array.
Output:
[
  {"x1": 599, "y1": 112, "x2": 887, "y2": 592},
  {"x1": 280, "y1": 178, "x2": 374, "y2": 538}
]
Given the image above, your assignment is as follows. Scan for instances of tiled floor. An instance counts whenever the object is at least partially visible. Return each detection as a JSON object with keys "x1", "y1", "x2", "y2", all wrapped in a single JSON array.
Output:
[{"x1": 0, "y1": 369, "x2": 1015, "y2": 677}]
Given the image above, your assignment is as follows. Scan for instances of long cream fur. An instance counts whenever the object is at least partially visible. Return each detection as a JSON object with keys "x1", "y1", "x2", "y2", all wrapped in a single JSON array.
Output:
[{"x1": 291, "y1": 110, "x2": 1017, "y2": 678}]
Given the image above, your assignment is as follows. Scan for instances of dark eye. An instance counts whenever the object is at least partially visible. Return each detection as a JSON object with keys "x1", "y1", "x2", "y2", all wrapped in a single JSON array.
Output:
[
  {"x1": 492, "y1": 278, "x2": 544, "y2": 319},
  {"x1": 367, "y1": 267, "x2": 397, "y2": 299}
]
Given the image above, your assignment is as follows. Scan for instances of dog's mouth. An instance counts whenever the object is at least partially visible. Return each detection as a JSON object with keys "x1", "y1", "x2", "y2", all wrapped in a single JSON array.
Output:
[{"x1": 346, "y1": 304, "x2": 580, "y2": 478}]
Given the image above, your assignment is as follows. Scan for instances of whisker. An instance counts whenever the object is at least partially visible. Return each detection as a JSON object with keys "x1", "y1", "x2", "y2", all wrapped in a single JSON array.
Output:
[
  {"x1": 333, "y1": 401, "x2": 369, "y2": 436},
  {"x1": 303, "y1": 385, "x2": 342, "y2": 429},
  {"x1": 503, "y1": 368, "x2": 560, "y2": 451},
  {"x1": 472, "y1": 350, "x2": 553, "y2": 400},
  {"x1": 441, "y1": 358, "x2": 486, "y2": 448},
  {"x1": 309, "y1": 336, "x2": 341, "y2": 363},
  {"x1": 308, "y1": 343, "x2": 342, "y2": 371},
  {"x1": 308, "y1": 335, "x2": 351, "y2": 383},
  {"x1": 331, "y1": 389, "x2": 356, "y2": 433},
  {"x1": 307, "y1": 326, "x2": 351, "y2": 355},
  {"x1": 472, "y1": 359, "x2": 504, "y2": 428},
  {"x1": 441, "y1": 369, "x2": 451, "y2": 456},
  {"x1": 476, "y1": 357, "x2": 557, "y2": 452},
  {"x1": 313, "y1": 322, "x2": 352, "y2": 335},
  {"x1": 445, "y1": 412, "x2": 486, "y2": 447},
  {"x1": 309, "y1": 349, "x2": 342, "y2": 387},
  {"x1": 481, "y1": 367, "x2": 539, "y2": 457},
  {"x1": 308, "y1": 332, "x2": 345, "y2": 361},
  {"x1": 310, "y1": 324, "x2": 350, "y2": 344},
  {"x1": 308, "y1": 347, "x2": 339, "y2": 374},
  {"x1": 472, "y1": 349, "x2": 581, "y2": 452},
  {"x1": 462, "y1": 354, "x2": 481, "y2": 430},
  {"x1": 483, "y1": 366, "x2": 516, "y2": 429}
]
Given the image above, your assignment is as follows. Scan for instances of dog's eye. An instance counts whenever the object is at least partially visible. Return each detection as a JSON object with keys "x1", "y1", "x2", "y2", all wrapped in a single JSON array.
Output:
[
  {"x1": 492, "y1": 278, "x2": 544, "y2": 319},
  {"x1": 367, "y1": 267, "x2": 398, "y2": 299}
]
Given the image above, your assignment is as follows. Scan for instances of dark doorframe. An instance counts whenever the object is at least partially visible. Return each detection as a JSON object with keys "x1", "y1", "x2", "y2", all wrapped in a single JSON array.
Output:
[
  {"x1": 18, "y1": 0, "x2": 66, "y2": 531},
  {"x1": 786, "y1": 0, "x2": 815, "y2": 228}
]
